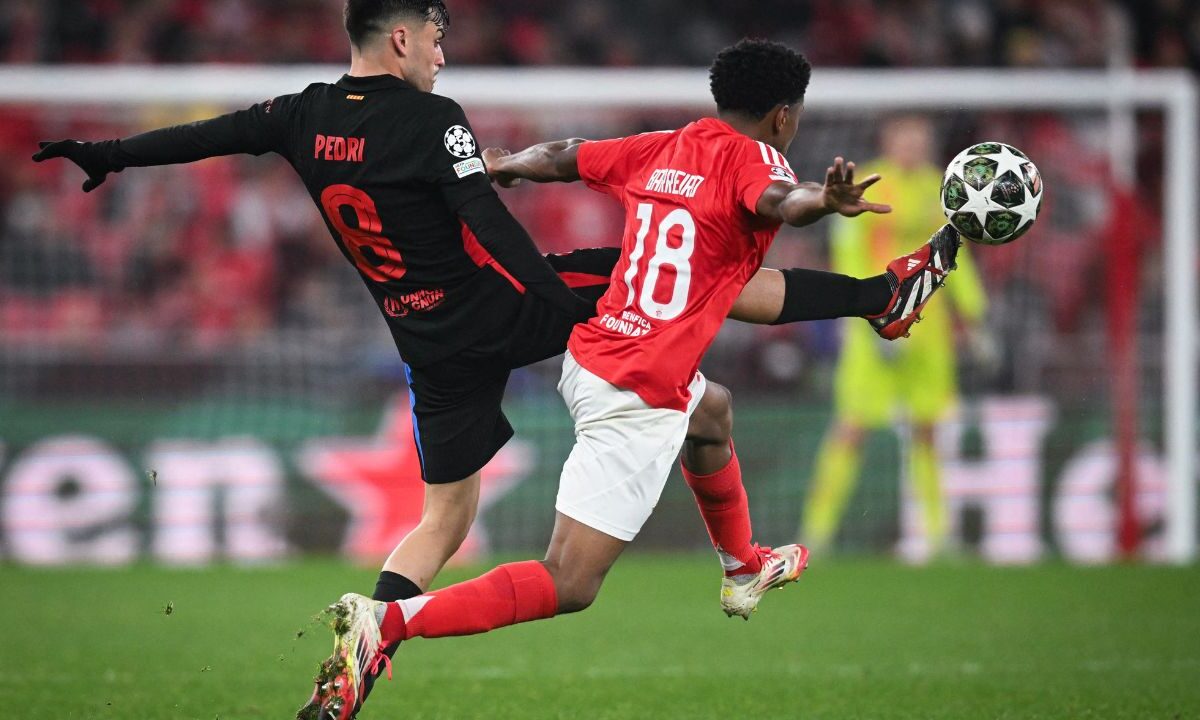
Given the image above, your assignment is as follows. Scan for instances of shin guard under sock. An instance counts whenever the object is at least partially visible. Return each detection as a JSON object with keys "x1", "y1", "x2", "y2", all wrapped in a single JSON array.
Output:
[
  {"x1": 380, "y1": 560, "x2": 557, "y2": 644},
  {"x1": 682, "y1": 445, "x2": 762, "y2": 576}
]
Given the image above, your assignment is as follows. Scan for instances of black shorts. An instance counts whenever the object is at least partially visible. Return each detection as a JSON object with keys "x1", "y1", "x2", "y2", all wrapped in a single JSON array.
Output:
[
  {"x1": 404, "y1": 248, "x2": 616, "y2": 484},
  {"x1": 404, "y1": 354, "x2": 515, "y2": 485}
]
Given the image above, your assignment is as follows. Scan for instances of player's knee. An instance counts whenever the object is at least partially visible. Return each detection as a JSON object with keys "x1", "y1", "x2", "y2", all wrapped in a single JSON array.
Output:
[
  {"x1": 555, "y1": 582, "x2": 601, "y2": 614},
  {"x1": 688, "y1": 383, "x2": 733, "y2": 445},
  {"x1": 543, "y1": 560, "x2": 604, "y2": 614}
]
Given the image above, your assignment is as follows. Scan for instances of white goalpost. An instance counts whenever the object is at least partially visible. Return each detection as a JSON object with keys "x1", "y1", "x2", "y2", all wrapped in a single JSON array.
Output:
[{"x1": 0, "y1": 65, "x2": 1195, "y2": 563}]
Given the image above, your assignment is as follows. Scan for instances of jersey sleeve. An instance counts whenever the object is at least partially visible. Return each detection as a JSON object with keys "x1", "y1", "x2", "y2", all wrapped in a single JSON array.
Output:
[
  {"x1": 731, "y1": 144, "x2": 799, "y2": 214},
  {"x1": 96, "y1": 93, "x2": 303, "y2": 170},
  {"x1": 417, "y1": 97, "x2": 495, "y2": 212},
  {"x1": 417, "y1": 97, "x2": 593, "y2": 321},
  {"x1": 576, "y1": 132, "x2": 669, "y2": 197}
]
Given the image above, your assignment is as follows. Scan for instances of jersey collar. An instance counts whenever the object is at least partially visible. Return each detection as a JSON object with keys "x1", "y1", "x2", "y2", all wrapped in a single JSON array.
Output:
[
  {"x1": 336, "y1": 74, "x2": 415, "y2": 93},
  {"x1": 695, "y1": 117, "x2": 741, "y2": 136}
]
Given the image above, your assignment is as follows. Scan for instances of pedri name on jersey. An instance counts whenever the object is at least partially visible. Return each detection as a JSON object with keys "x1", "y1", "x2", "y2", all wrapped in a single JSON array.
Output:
[
  {"x1": 644, "y1": 168, "x2": 705, "y2": 198},
  {"x1": 314, "y1": 134, "x2": 366, "y2": 163}
]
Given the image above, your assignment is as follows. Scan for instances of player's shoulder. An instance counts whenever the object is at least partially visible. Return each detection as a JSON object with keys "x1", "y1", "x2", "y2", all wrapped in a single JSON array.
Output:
[
  {"x1": 277, "y1": 81, "x2": 348, "y2": 114},
  {"x1": 421, "y1": 91, "x2": 468, "y2": 116},
  {"x1": 579, "y1": 129, "x2": 677, "y2": 168},
  {"x1": 610, "y1": 128, "x2": 678, "y2": 149},
  {"x1": 263, "y1": 84, "x2": 321, "y2": 108},
  {"x1": 291, "y1": 81, "x2": 341, "y2": 101},
  {"x1": 631, "y1": 129, "x2": 680, "y2": 155},
  {"x1": 733, "y1": 137, "x2": 796, "y2": 184}
]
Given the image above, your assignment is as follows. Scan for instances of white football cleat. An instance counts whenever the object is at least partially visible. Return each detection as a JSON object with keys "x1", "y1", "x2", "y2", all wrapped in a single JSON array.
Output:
[
  {"x1": 720, "y1": 544, "x2": 810, "y2": 620},
  {"x1": 297, "y1": 593, "x2": 391, "y2": 720}
]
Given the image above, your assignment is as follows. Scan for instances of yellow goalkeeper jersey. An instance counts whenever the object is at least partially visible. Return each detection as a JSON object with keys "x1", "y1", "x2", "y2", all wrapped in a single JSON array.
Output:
[{"x1": 829, "y1": 158, "x2": 987, "y2": 425}]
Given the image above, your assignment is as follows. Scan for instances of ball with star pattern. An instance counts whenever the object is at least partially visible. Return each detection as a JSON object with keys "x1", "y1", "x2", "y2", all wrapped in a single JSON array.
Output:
[{"x1": 941, "y1": 142, "x2": 1043, "y2": 245}]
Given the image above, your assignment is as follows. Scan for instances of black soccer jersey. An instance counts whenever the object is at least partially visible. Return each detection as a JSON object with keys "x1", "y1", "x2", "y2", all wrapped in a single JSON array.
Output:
[{"x1": 91, "y1": 73, "x2": 592, "y2": 367}]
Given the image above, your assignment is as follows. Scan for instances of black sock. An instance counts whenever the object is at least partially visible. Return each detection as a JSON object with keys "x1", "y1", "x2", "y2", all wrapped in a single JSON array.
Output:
[
  {"x1": 772, "y1": 269, "x2": 893, "y2": 324},
  {"x1": 363, "y1": 571, "x2": 421, "y2": 700},
  {"x1": 372, "y1": 571, "x2": 423, "y2": 602}
]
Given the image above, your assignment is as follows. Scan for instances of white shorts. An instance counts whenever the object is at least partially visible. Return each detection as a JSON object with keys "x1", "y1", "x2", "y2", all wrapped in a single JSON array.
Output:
[{"x1": 554, "y1": 351, "x2": 707, "y2": 541}]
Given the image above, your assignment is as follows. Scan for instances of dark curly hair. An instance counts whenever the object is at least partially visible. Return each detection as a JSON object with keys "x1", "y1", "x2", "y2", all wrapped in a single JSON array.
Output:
[
  {"x1": 709, "y1": 39, "x2": 812, "y2": 119},
  {"x1": 344, "y1": 0, "x2": 450, "y2": 48}
]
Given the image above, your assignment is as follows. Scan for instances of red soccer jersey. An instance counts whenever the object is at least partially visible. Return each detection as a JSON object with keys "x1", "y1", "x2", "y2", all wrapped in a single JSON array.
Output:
[{"x1": 570, "y1": 117, "x2": 799, "y2": 411}]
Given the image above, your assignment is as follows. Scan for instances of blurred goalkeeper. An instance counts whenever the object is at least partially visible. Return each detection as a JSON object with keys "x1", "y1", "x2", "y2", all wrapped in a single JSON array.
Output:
[{"x1": 801, "y1": 115, "x2": 989, "y2": 559}]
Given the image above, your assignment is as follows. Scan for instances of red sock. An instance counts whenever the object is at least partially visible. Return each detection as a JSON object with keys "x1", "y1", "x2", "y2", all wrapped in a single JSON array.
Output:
[
  {"x1": 379, "y1": 560, "x2": 557, "y2": 644},
  {"x1": 682, "y1": 443, "x2": 762, "y2": 577}
]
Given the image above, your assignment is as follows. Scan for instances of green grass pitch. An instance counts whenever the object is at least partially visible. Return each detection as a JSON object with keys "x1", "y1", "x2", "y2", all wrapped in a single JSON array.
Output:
[{"x1": 2, "y1": 556, "x2": 1198, "y2": 719}]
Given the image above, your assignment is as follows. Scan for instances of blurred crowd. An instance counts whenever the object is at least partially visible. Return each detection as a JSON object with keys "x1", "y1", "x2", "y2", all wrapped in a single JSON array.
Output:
[
  {"x1": 0, "y1": 0, "x2": 1197, "y2": 70},
  {"x1": 0, "y1": 103, "x2": 632, "y2": 353},
  {"x1": 0, "y1": 0, "x2": 1183, "y2": 400}
]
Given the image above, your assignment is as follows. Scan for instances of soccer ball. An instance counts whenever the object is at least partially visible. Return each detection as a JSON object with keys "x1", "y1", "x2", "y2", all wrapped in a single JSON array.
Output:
[{"x1": 941, "y1": 142, "x2": 1043, "y2": 245}]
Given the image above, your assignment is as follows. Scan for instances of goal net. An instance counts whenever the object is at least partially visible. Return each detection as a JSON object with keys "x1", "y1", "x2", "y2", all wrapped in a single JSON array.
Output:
[{"x1": 0, "y1": 66, "x2": 1194, "y2": 566}]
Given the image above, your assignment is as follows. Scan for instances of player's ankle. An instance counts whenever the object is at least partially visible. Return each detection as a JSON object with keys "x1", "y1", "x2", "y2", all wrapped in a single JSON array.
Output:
[
  {"x1": 860, "y1": 274, "x2": 896, "y2": 317},
  {"x1": 378, "y1": 601, "x2": 407, "y2": 645},
  {"x1": 721, "y1": 549, "x2": 763, "y2": 577}
]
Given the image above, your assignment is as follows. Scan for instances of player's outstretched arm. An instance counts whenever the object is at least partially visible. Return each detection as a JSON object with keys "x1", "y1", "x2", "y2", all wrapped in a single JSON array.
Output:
[
  {"x1": 756, "y1": 157, "x2": 892, "y2": 228},
  {"x1": 32, "y1": 98, "x2": 295, "y2": 192},
  {"x1": 482, "y1": 139, "x2": 586, "y2": 187}
]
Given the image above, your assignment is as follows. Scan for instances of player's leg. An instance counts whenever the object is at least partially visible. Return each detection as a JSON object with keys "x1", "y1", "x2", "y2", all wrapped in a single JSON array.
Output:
[
  {"x1": 908, "y1": 422, "x2": 948, "y2": 557},
  {"x1": 801, "y1": 325, "x2": 894, "y2": 550},
  {"x1": 542, "y1": 242, "x2": 953, "y2": 336},
  {"x1": 540, "y1": 513, "x2": 627, "y2": 612},
  {"x1": 683, "y1": 382, "x2": 809, "y2": 619},
  {"x1": 300, "y1": 351, "x2": 685, "y2": 719},
  {"x1": 543, "y1": 246, "x2": 619, "y2": 300},
  {"x1": 313, "y1": 359, "x2": 514, "y2": 716},
  {"x1": 385, "y1": 512, "x2": 627, "y2": 637},
  {"x1": 802, "y1": 421, "x2": 867, "y2": 551},
  {"x1": 546, "y1": 246, "x2": 892, "y2": 327},
  {"x1": 730, "y1": 225, "x2": 962, "y2": 338},
  {"x1": 301, "y1": 547, "x2": 568, "y2": 720},
  {"x1": 369, "y1": 359, "x2": 513, "y2": 600},
  {"x1": 683, "y1": 383, "x2": 759, "y2": 574},
  {"x1": 308, "y1": 518, "x2": 627, "y2": 720},
  {"x1": 729, "y1": 267, "x2": 892, "y2": 324},
  {"x1": 899, "y1": 328, "x2": 958, "y2": 559},
  {"x1": 383, "y1": 343, "x2": 670, "y2": 632},
  {"x1": 377, "y1": 473, "x2": 479, "y2": 593},
  {"x1": 337, "y1": 513, "x2": 622, "y2": 697},
  {"x1": 360, "y1": 488, "x2": 476, "y2": 711}
]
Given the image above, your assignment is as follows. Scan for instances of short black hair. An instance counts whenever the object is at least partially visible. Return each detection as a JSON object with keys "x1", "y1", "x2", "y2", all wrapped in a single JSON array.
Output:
[
  {"x1": 344, "y1": 0, "x2": 450, "y2": 48},
  {"x1": 709, "y1": 39, "x2": 812, "y2": 119}
]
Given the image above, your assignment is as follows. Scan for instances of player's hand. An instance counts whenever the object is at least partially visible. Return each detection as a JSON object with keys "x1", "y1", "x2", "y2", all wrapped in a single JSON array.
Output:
[
  {"x1": 821, "y1": 157, "x2": 891, "y2": 217},
  {"x1": 482, "y1": 147, "x2": 522, "y2": 188},
  {"x1": 32, "y1": 140, "x2": 120, "y2": 193}
]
